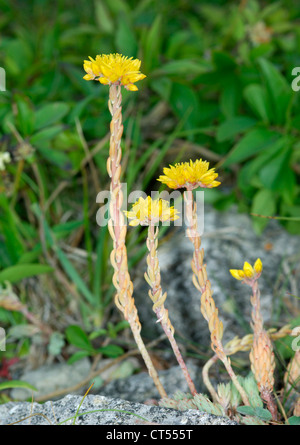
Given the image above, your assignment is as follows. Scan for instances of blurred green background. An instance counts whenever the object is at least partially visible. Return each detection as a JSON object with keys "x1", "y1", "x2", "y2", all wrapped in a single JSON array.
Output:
[{"x1": 0, "y1": 0, "x2": 300, "y2": 393}]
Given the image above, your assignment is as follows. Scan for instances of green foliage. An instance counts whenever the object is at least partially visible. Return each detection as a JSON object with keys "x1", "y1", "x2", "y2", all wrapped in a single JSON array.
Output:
[
  {"x1": 0, "y1": 380, "x2": 37, "y2": 392},
  {"x1": 65, "y1": 323, "x2": 127, "y2": 364},
  {"x1": 0, "y1": 264, "x2": 53, "y2": 284},
  {"x1": 160, "y1": 375, "x2": 275, "y2": 425},
  {"x1": 159, "y1": 390, "x2": 225, "y2": 416},
  {"x1": 287, "y1": 416, "x2": 300, "y2": 425},
  {"x1": 241, "y1": 374, "x2": 263, "y2": 409},
  {"x1": 236, "y1": 405, "x2": 272, "y2": 421}
]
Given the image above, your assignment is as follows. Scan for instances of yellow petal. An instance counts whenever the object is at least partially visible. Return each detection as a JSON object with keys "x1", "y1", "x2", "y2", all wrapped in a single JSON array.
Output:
[
  {"x1": 126, "y1": 84, "x2": 138, "y2": 91},
  {"x1": 99, "y1": 77, "x2": 109, "y2": 85},
  {"x1": 230, "y1": 269, "x2": 244, "y2": 280},
  {"x1": 83, "y1": 74, "x2": 94, "y2": 81},
  {"x1": 100, "y1": 62, "x2": 113, "y2": 79},
  {"x1": 254, "y1": 258, "x2": 263, "y2": 274},
  {"x1": 91, "y1": 62, "x2": 102, "y2": 76},
  {"x1": 243, "y1": 262, "x2": 254, "y2": 278}
]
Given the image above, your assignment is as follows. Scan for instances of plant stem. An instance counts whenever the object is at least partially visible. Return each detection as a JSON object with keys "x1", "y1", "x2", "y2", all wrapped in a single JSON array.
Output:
[
  {"x1": 249, "y1": 280, "x2": 277, "y2": 420},
  {"x1": 202, "y1": 354, "x2": 219, "y2": 402},
  {"x1": 250, "y1": 280, "x2": 263, "y2": 332},
  {"x1": 106, "y1": 83, "x2": 166, "y2": 399},
  {"x1": 184, "y1": 190, "x2": 250, "y2": 406},
  {"x1": 146, "y1": 223, "x2": 197, "y2": 396}
]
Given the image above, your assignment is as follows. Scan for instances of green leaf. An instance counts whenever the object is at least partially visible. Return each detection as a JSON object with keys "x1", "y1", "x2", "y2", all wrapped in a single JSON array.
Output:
[
  {"x1": 169, "y1": 82, "x2": 199, "y2": 130},
  {"x1": 236, "y1": 405, "x2": 256, "y2": 416},
  {"x1": 238, "y1": 137, "x2": 289, "y2": 194},
  {"x1": 115, "y1": 16, "x2": 137, "y2": 56},
  {"x1": 241, "y1": 374, "x2": 263, "y2": 408},
  {"x1": 288, "y1": 416, "x2": 300, "y2": 425},
  {"x1": 244, "y1": 84, "x2": 271, "y2": 123},
  {"x1": 67, "y1": 96, "x2": 93, "y2": 124},
  {"x1": 32, "y1": 206, "x2": 96, "y2": 306},
  {"x1": 15, "y1": 96, "x2": 35, "y2": 136},
  {"x1": 275, "y1": 322, "x2": 299, "y2": 360},
  {"x1": 220, "y1": 81, "x2": 242, "y2": 118},
  {"x1": 93, "y1": 225, "x2": 110, "y2": 303},
  {"x1": 94, "y1": 0, "x2": 114, "y2": 34},
  {"x1": 152, "y1": 60, "x2": 208, "y2": 77},
  {"x1": 0, "y1": 380, "x2": 37, "y2": 392},
  {"x1": 67, "y1": 350, "x2": 91, "y2": 365},
  {"x1": 111, "y1": 320, "x2": 130, "y2": 334},
  {"x1": 54, "y1": 245, "x2": 96, "y2": 305},
  {"x1": 52, "y1": 220, "x2": 84, "y2": 235},
  {"x1": 0, "y1": 195, "x2": 24, "y2": 265},
  {"x1": 97, "y1": 344, "x2": 124, "y2": 358},
  {"x1": 17, "y1": 249, "x2": 41, "y2": 265},
  {"x1": 65, "y1": 325, "x2": 95, "y2": 353},
  {"x1": 89, "y1": 329, "x2": 108, "y2": 341},
  {"x1": 259, "y1": 143, "x2": 293, "y2": 191},
  {"x1": 143, "y1": 15, "x2": 162, "y2": 71},
  {"x1": 254, "y1": 407, "x2": 272, "y2": 421},
  {"x1": 258, "y1": 58, "x2": 292, "y2": 125},
  {"x1": 222, "y1": 128, "x2": 280, "y2": 167},
  {"x1": 30, "y1": 125, "x2": 64, "y2": 144},
  {"x1": 0, "y1": 263, "x2": 53, "y2": 284},
  {"x1": 213, "y1": 51, "x2": 237, "y2": 70},
  {"x1": 34, "y1": 103, "x2": 70, "y2": 130},
  {"x1": 217, "y1": 116, "x2": 257, "y2": 142},
  {"x1": 34, "y1": 145, "x2": 71, "y2": 168},
  {"x1": 251, "y1": 189, "x2": 277, "y2": 234},
  {"x1": 150, "y1": 77, "x2": 172, "y2": 102}
]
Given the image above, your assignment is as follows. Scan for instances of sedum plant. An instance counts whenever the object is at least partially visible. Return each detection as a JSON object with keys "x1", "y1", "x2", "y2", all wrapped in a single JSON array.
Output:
[
  {"x1": 230, "y1": 259, "x2": 277, "y2": 419},
  {"x1": 125, "y1": 196, "x2": 197, "y2": 396},
  {"x1": 83, "y1": 53, "x2": 166, "y2": 398},
  {"x1": 83, "y1": 53, "x2": 299, "y2": 424}
]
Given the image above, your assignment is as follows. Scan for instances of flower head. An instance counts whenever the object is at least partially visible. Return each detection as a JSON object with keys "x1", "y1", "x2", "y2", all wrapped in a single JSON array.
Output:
[
  {"x1": 83, "y1": 53, "x2": 146, "y2": 91},
  {"x1": 157, "y1": 159, "x2": 221, "y2": 190},
  {"x1": 124, "y1": 196, "x2": 179, "y2": 226},
  {"x1": 230, "y1": 259, "x2": 263, "y2": 282}
]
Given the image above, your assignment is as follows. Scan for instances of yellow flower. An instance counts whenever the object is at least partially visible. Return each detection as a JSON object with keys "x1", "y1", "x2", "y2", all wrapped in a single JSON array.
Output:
[
  {"x1": 157, "y1": 159, "x2": 221, "y2": 190},
  {"x1": 124, "y1": 196, "x2": 179, "y2": 226},
  {"x1": 253, "y1": 258, "x2": 262, "y2": 274},
  {"x1": 230, "y1": 259, "x2": 263, "y2": 281},
  {"x1": 83, "y1": 53, "x2": 146, "y2": 91}
]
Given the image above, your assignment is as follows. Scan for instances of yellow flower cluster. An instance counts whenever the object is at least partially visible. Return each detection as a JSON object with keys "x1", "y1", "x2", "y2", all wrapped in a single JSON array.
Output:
[
  {"x1": 125, "y1": 196, "x2": 179, "y2": 226},
  {"x1": 157, "y1": 159, "x2": 221, "y2": 190},
  {"x1": 230, "y1": 259, "x2": 263, "y2": 281},
  {"x1": 83, "y1": 53, "x2": 146, "y2": 91}
]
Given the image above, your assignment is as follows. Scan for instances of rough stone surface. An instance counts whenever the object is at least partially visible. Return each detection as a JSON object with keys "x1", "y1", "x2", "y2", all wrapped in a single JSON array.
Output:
[
  {"x1": 10, "y1": 358, "x2": 91, "y2": 401},
  {"x1": 0, "y1": 394, "x2": 237, "y2": 425},
  {"x1": 134, "y1": 204, "x2": 300, "y2": 348},
  {"x1": 98, "y1": 363, "x2": 204, "y2": 403},
  {"x1": 9, "y1": 357, "x2": 141, "y2": 402}
]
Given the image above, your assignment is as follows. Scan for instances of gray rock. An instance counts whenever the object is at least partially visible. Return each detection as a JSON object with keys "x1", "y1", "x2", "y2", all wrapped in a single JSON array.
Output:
[
  {"x1": 0, "y1": 394, "x2": 237, "y2": 425},
  {"x1": 10, "y1": 358, "x2": 91, "y2": 401},
  {"x1": 133, "y1": 204, "x2": 300, "y2": 348},
  {"x1": 98, "y1": 362, "x2": 204, "y2": 403}
]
